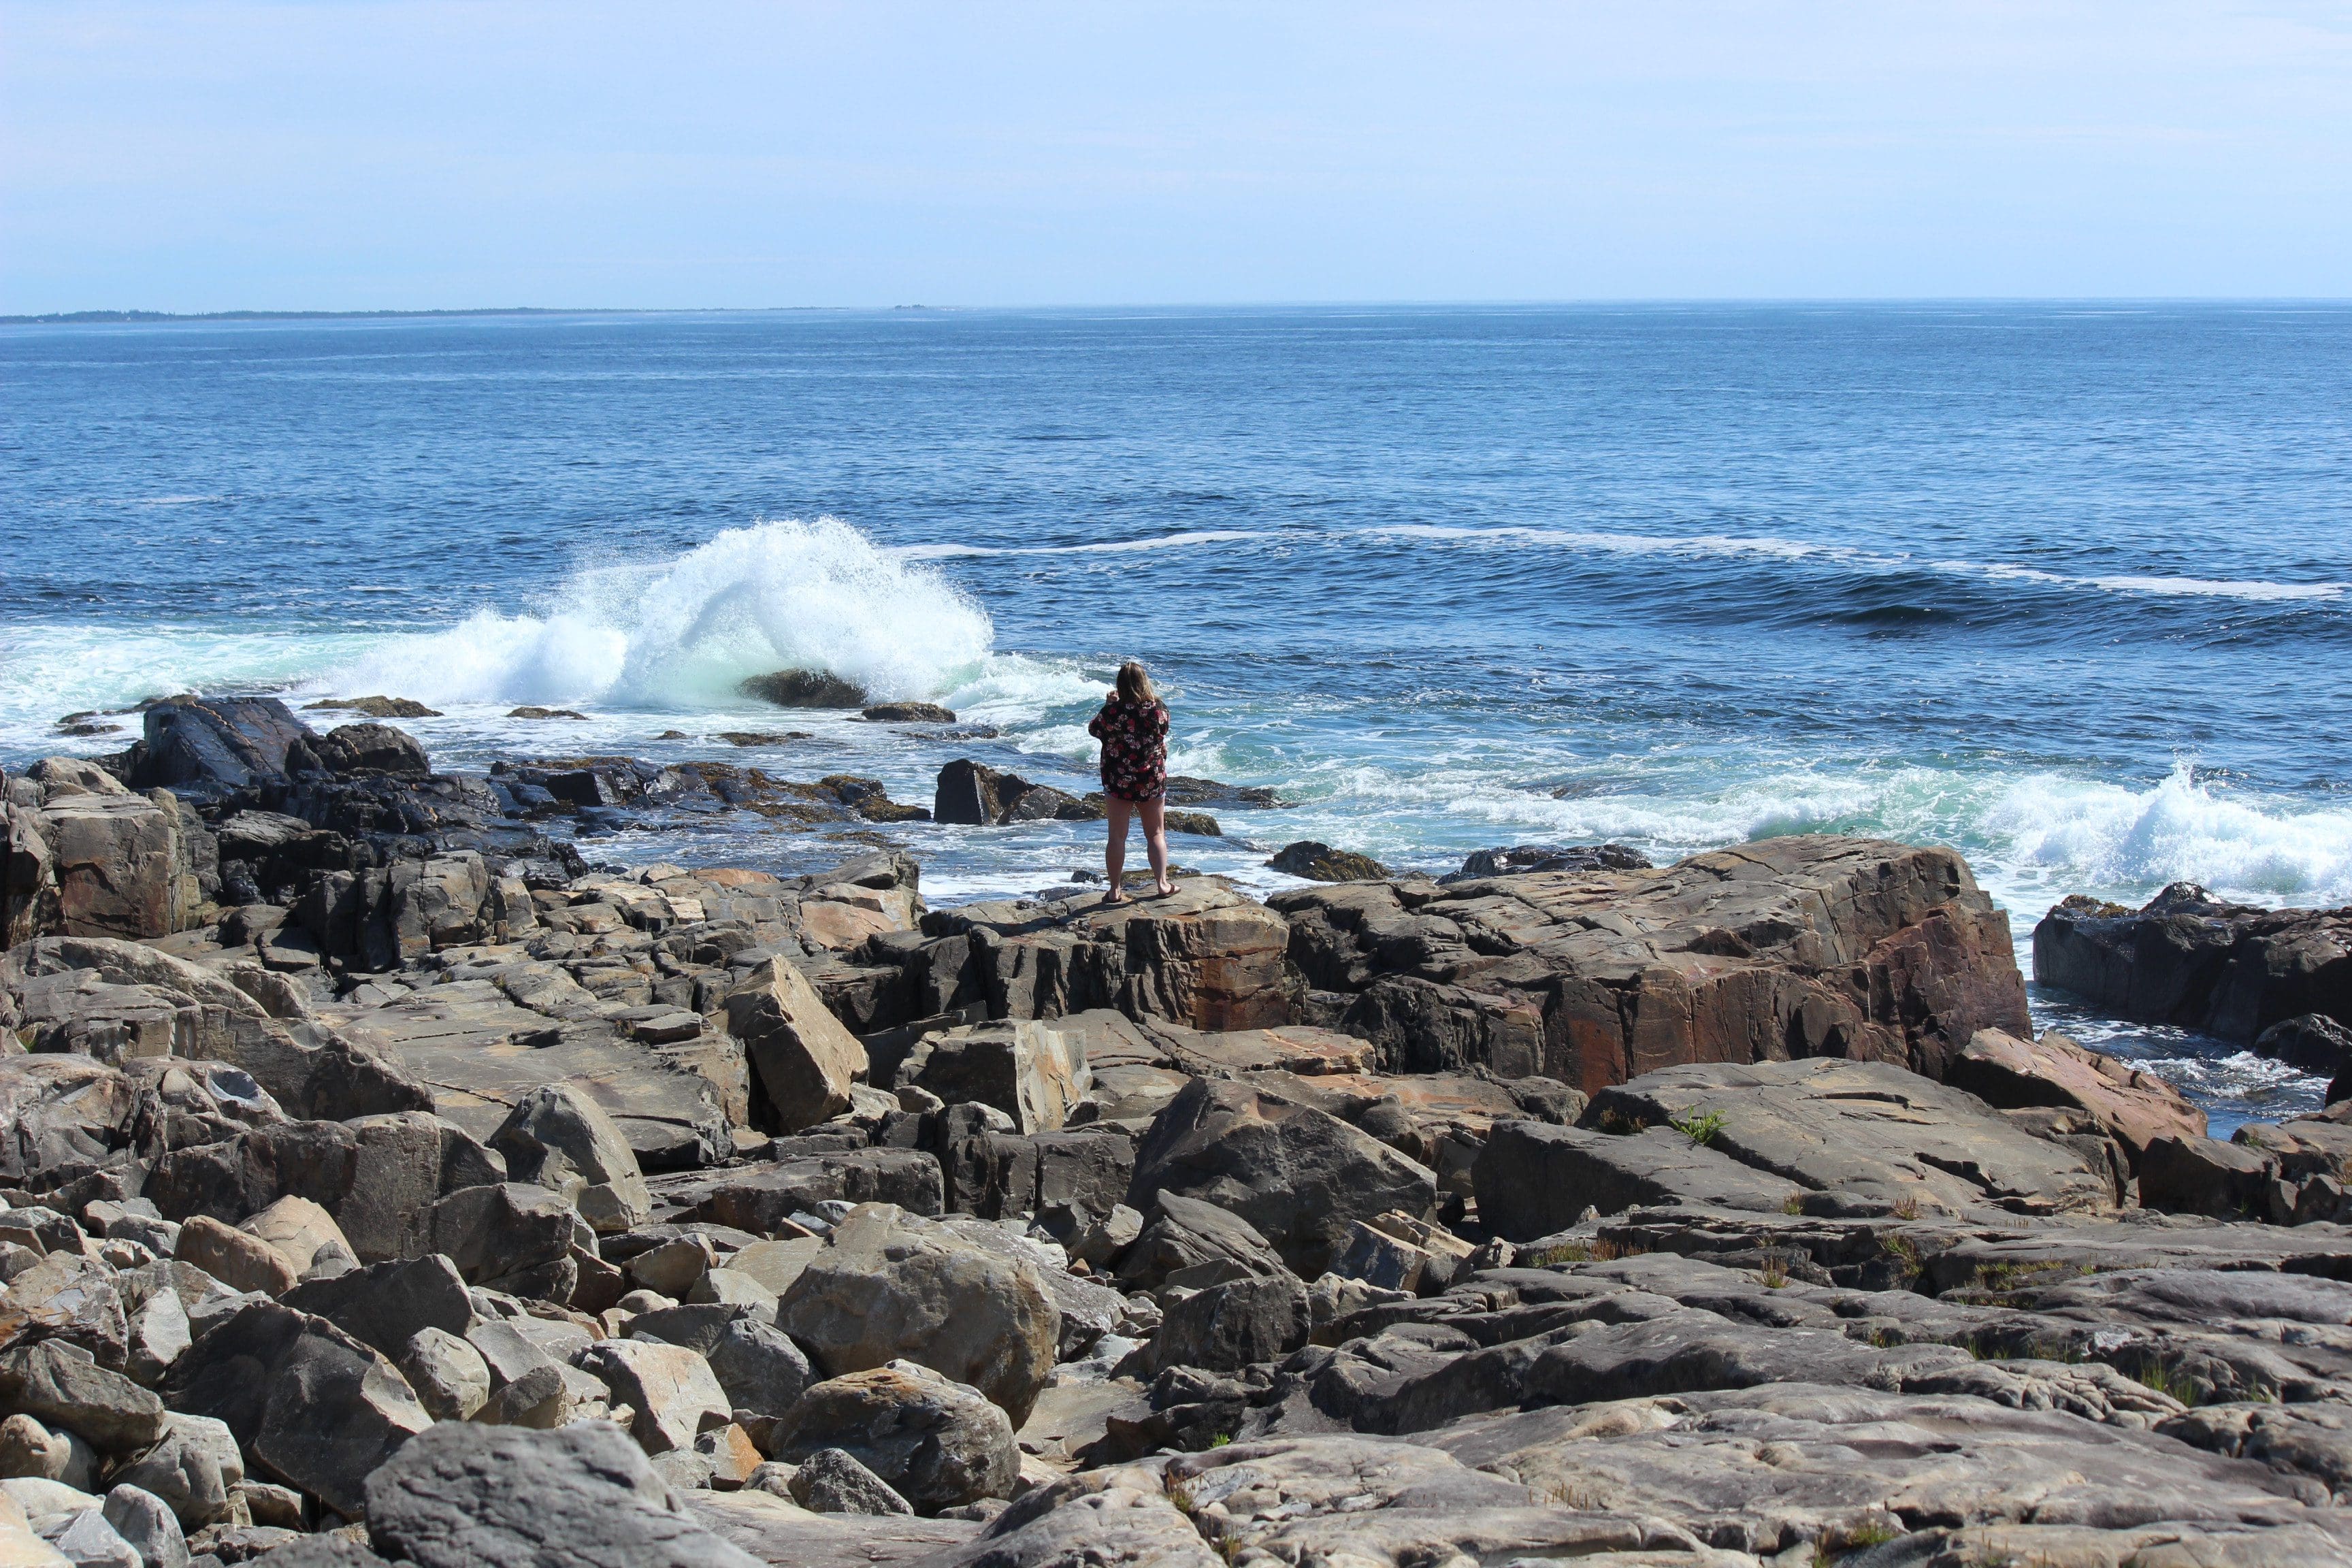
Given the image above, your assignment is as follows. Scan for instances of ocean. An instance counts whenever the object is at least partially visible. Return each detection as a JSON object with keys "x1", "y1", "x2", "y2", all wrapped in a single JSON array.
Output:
[{"x1": 5, "y1": 303, "x2": 2349, "y2": 1131}]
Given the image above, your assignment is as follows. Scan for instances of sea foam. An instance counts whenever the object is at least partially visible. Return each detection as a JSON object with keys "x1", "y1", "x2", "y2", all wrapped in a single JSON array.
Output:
[{"x1": 333, "y1": 517, "x2": 998, "y2": 708}]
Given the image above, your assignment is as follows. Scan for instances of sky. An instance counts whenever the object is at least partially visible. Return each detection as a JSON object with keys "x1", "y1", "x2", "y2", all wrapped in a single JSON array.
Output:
[{"x1": 3, "y1": 1, "x2": 2350, "y2": 312}]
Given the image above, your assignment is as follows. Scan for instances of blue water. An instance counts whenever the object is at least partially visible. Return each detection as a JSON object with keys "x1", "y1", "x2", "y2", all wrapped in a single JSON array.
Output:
[{"x1": 6, "y1": 304, "x2": 2351, "y2": 1130}]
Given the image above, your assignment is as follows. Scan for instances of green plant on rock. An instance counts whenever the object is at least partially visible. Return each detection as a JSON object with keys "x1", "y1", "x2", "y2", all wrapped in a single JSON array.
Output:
[
  {"x1": 2132, "y1": 1360, "x2": 2204, "y2": 1407},
  {"x1": 1780, "y1": 1193, "x2": 1807, "y2": 1215},
  {"x1": 1878, "y1": 1230, "x2": 1923, "y2": 1281},
  {"x1": 1671, "y1": 1108, "x2": 1727, "y2": 1147}
]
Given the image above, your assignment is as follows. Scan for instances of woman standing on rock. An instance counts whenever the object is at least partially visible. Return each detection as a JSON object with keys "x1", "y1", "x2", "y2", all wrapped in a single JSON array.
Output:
[{"x1": 1089, "y1": 661, "x2": 1174, "y2": 902}]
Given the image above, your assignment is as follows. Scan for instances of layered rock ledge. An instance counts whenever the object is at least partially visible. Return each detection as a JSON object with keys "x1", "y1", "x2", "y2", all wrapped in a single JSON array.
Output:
[{"x1": 8, "y1": 707, "x2": 2352, "y2": 1565}]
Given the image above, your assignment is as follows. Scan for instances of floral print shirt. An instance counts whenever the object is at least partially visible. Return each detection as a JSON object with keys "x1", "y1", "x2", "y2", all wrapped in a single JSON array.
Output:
[{"x1": 1088, "y1": 697, "x2": 1170, "y2": 802}]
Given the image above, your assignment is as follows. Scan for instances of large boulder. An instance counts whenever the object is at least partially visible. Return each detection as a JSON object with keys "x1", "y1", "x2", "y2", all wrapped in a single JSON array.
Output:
[
  {"x1": 572, "y1": 1340, "x2": 730, "y2": 1456},
  {"x1": 2034, "y1": 884, "x2": 2351, "y2": 1043},
  {"x1": 776, "y1": 1205, "x2": 1059, "y2": 1424},
  {"x1": 1147, "y1": 1273, "x2": 1310, "y2": 1373},
  {"x1": 1582, "y1": 1057, "x2": 2117, "y2": 1219},
  {"x1": 1128, "y1": 1076, "x2": 1439, "y2": 1278},
  {"x1": 489, "y1": 1083, "x2": 651, "y2": 1233},
  {"x1": 159, "y1": 1301, "x2": 431, "y2": 1518},
  {"x1": 363, "y1": 1420, "x2": 763, "y2": 1567},
  {"x1": 294, "y1": 723, "x2": 429, "y2": 778},
  {"x1": 129, "y1": 698, "x2": 313, "y2": 794},
  {"x1": 1276, "y1": 834, "x2": 2031, "y2": 1088},
  {"x1": 1943, "y1": 1027, "x2": 2205, "y2": 1169},
  {"x1": 0, "y1": 1342, "x2": 167, "y2": 1454},
  {"x1": 725, "y1": 958, "x2": 868, "y2": 1132},
  {"x1": 898, "y1": 1019, "x2": 1090, "y2": 1133},
  {"x1": 770, "y1": 1362, "x2": 1018, "y2": 1514}
]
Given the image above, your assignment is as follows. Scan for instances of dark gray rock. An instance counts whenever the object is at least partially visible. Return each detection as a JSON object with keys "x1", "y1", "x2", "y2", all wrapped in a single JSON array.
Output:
[
  {"x1": 2140, "y1": 1134, "x2": 2275, "y2": 1218},
  {"x1": 789, "y1": 1447, "x2": 913, "y2": 1516},
  {"x1": 1473, "y1": 1121, "x2": 1801, "y2": 1238},
  {"x1": 278, "y1": 1255, "x2": 476, "y2": 1360},
  {"x1": 2256, "y1": 1013, "x2": 2352, "y2": 1076},
  {"x1": 2034, "y1": 884, "x2": 2351, "y2": 1043},
  {"x1": 1128, "y1": 1075, "x2": 1438, "y2": 1278},
  {"x1": 1114, "y1": 1194, "x2": 1293, "y2": 1292},
  {"x1": 0, "y1": 1340, "x2": 167, "y2": 1454},
  {"x1": 1147, "y1": 1274, "x2": 1309, "y2": 1373},
  {"x1": 362, "y1": 1420, "x2": 764, "y2": 1567},
  {"x1": 160, "y1": 1301, "x2": 431, "y2": 1518}
]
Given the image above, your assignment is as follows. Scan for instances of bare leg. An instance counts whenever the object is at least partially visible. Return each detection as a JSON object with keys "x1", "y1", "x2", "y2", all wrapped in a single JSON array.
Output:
[
  {"x1": 1103, "y1": 797, "x2": 1132, "y2": 900},
  {"x1": 1139, "y1": 796, "x2": 1173, "y2": 895}
]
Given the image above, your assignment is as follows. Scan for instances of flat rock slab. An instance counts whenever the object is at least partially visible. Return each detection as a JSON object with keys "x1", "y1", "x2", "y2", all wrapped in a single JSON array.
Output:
[
  {"x1": 1476, "y1": 1122, "x2": 1802, "y2": 1238},
  {"x1": 1586, "y1": 1056, "x2": 2116, "y2": 1218},
  {"x1": 1426, "y1": 1383, "x2": 2332, "y2": 1559},
  {"x1": 687, "y1": 1490, "x2": 978, "y2": 1567},
  {"x1": 334, "y1": 981, "x2": 728, "y2": 1167}
]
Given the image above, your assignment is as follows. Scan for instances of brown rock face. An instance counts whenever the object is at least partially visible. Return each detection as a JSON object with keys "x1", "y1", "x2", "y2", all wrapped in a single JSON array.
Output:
[
  {"x1": 1275, "y1": 835, "x2": 2030, "y2": 1094},
  {"x1": 927, "y1": 879, "x2": 1294, "y2": 1032},
  {"x1": 1945, "y1": 1027, "x2": 2206, "y2": 1170}
]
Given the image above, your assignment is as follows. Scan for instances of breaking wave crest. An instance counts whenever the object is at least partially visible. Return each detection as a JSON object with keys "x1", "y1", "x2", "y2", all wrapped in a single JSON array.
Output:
[{"x1": 334, "y1": 517, "x2": 998, "y2": 707}]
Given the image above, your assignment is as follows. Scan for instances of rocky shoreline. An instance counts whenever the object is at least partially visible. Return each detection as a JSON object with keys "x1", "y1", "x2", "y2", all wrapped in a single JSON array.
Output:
[{"x1": 5, "y1": 697, "x2": 2352, "y2": 1566}]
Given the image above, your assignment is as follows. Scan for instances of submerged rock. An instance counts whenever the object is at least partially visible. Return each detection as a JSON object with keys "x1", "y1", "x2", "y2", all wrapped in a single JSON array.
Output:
[
  {"x1": 1269, "y1": 841, "x2": 1390, "y2": 882},
  {"x1": 742, "y1": 670, "x2": 866, "y2": 708}
]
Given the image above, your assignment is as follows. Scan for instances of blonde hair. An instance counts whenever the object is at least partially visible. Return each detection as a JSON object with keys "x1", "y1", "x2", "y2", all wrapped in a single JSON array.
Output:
[{"x1": 1115, "y1": 661, "x2": 1157, "y2": 705}]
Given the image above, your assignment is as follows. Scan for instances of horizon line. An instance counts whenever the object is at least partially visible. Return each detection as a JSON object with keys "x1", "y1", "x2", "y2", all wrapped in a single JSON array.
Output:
[{"x1": 10, "y1": 296, "x2": 2352, "y2": 327}]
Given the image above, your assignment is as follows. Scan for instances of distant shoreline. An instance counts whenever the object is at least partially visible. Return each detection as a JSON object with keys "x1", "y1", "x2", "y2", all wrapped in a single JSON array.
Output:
[{"x1": 0, "y1": 306, "x2": 884, "y2": 325}]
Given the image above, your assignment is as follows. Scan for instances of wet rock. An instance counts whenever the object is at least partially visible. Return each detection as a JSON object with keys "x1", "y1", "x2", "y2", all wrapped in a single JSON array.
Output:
[
  {"x1": 159, "y1": 1301, "x2": 430, "y2": 1519},
  {"x1": 1448, "y1": 843, "x2": 1652, "y2": 881},
  {"x1": 930, "y1": 762, "x2": 1096, "y2": 828},
  {"x1": 301, "y1": 697, "x2": 441, "y2": 720},
  {"x1": 1944, "y1": 1027, "x2": 2206, "y2": 1168},
  {"x1": 2034, "y1": 883, "x2": 2351, "y2": 1043},
  {"x1": 488, "y1": 1083, "x2": 651, "y2": 1234},
  {"x1": 293, "y1": 724, "x2": 429, "y2": 779},
  {"x1": 742, "y1": 672, "x2": 866, "y2": 708},
  {"x1": 1128, "y1": 1075, "x2": 1438, "y2": 1278},
  {"x1": 726, "y1": 959, "x2": 868, "y2": 1132},
  {"x1": 1267, "y1": 842, "x2": 1390, "y2": 883},
  {"x1": 860, "y1": 704, "x2": 954, "y2": 725},
  {"x1": 788, "y1": 1448, "x2": 913, "y2": 1516},
  {"x1": 897, "y1": 1020, "x2": 1090, "y2": 1134},
  {"x1": 777, "y1": 1205, "x2": 1058, "y2": 1425},
  {"x1": 771, "y1": 1362, "x2": 1017, "y2": 1514},
  {"x1": 362, "y1": 1420, "x2": 764, "y2": 1568},
  {"x1": 2256, "y1": 1013, "x2": 2352, "y2": 1077}
]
